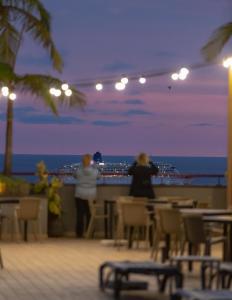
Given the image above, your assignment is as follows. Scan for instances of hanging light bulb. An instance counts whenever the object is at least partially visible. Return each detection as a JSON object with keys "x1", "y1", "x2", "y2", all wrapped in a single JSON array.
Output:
[
  {"x1": 178, "y1": 72, "x2": 187, "y2": 80},
  {"x1": 95, "y1": 83, "x2": 103, "y2": 91},
  {"x1": 139, "y1": 77, "x2": 146, "y2": 84},
  {"x1": 65, "y1": 89, "x2": 72, "y2": 97},
  {"x1": 54, "y1": 89, "x2": 62, "y2": 97},
  {"x1": 61, "y1": 83, "x2": 69, "y2": 91},
  {"x1": 171, "y1": 73, "x2": 179, "y2": 81},
  {"x1": 115, "y1": 82, "x2": 125, "y2": 91},
  {"x1": 121, "y1": 77, "x2": 129, "y2": 85},
  {"x1": 180, "y1": 67, "x2": 189, "y2": 76},
  {"x1": 1, "y1": 86, "x2": 9, "y2": 97},
  {"x1": 49, "y1": 87, "x2": 56, "y2": 95},
  {"x1": 9, "y1": 93, "x2": 16, "y2": 101},
  {"x1": 223, "y1": 57, "x2": 232, "y2": 68}
]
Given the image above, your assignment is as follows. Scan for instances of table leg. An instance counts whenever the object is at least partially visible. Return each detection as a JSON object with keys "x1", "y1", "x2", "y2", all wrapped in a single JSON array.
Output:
[
  {"x1": 24, "y1": 220, "x2": 28, "y2": 242},
  {"x1": 109, "y1": 202, "x2": 114, "y2": 239},
  {"x1": 104, "y1": 201, "x2": 108, "y2": 239},
  {"x1": 162, "y1": 234, "x2": 170, "y2": 262},
  {"x1": 223, "y1": 223, "x2": 228, "y2": 261}
]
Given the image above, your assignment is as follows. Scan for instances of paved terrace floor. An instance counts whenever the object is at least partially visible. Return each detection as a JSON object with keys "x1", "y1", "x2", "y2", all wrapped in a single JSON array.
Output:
[{"x1": 0, "y1": 239, "x2": 221, "y2": 300}]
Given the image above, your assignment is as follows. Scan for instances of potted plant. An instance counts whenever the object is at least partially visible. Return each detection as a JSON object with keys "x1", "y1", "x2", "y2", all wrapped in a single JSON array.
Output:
[
  {"x1": 33, "y1": 161, "x2": 64, "y2": 237},
  {"x1": 0, "y1": 175, "x2": 31, "y2": 196}
]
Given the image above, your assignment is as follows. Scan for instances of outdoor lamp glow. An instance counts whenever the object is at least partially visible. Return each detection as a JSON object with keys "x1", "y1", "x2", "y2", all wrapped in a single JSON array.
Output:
[
  {"x1": 9, "y1": 93, "x2": 16, "y2": 101},
  {"x1": 1, "y1": 86, "x2": 9, "y2": 97},
  {"x1": 178, "y1": 72, "x2": 187, "y2": 80},
  {"x1": 180, "y1": 67, "x2": 189, "y2": 75},
  {"x1": 95, "y1": 83, "x2": 103, "y2": 91},
  {"x1": 223, "y1": 57, "x2": 232, "y2": 68},
  {"x1": 49, "y1": 87, "x2": 56, "y2": 95},
  {"x1": 171, "y1": 73, "x2": 179, "y2": 80},
  {"x1": 121, "y1": 77, "x2": 129, "y2": 85},
  {"x1": 54, "y1": 89, "x2": 62, "y2": 97},
  {"x1": 139, "y1": 77, "x2": 146, "y2": 84},
  {"x1": 65, "y1": 89, "x2": 72, "y2": 97},
  {"x1": 61, "y1": 83, "x2": 69, "y2": 91},
  {"x1": 115, "y1": 82, "x2": 125, "y2": 91}
]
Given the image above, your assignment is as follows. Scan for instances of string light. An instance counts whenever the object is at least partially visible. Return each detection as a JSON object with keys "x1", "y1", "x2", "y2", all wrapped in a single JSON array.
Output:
[
  {"x1": 9, "y1": 93, "x2": 16, "y2": 101},
  {"x1": 171, "y1": 67, "x2": 190, "y2": 81},
  {"x1": 95, "y1": 83, "x2": 103, "y2": 91},
  {"x1": 65, "y1": 89, "x2": 72, "y2": 97},
  {"x1": 121, "y1": 77, "x2": 129, "y2": 85},
  {"x1": 115, "y1": 82, "x2": 125, "y2": 91},
  {"x1": 223, "y1": 57, "x2": 232, "y2": 68},
  {"x1": 1, "y1": 86, "x2": 9, "y2": 97},
  {"x1": 139, "y1": 77, "x2": 146, "y2": 84},
  {"x1": 61, "y1": 83, "x2": 69, "y2": 91}
]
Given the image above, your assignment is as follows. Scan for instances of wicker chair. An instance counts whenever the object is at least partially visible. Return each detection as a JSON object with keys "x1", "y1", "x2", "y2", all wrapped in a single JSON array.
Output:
[{"x1": 14, "y1": 197, "x2": 41, "y2": 241}]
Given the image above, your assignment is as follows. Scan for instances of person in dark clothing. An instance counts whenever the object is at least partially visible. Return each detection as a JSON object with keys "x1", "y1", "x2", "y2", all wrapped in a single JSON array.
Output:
[
  {"x1": 128, "y1": 152, "x2": 159, "y2": 199},
  {"x1": 128, "y1": 152, "x2": 159, "y2": 248}
]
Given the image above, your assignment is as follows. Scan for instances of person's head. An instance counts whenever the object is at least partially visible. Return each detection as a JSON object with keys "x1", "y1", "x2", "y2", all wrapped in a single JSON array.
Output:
[
  {"x1": 82, "y1": 154, "x2": 92, "y2": 167},
  {"x1": 136, "y1": 152, "x2": 149, "y2": 166}
]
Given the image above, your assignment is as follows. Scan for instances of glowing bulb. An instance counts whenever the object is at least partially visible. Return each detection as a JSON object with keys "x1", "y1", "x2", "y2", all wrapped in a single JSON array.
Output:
[
  {"x1": 178, "y1": 72, "x2": 187, "y2": 80},
  {"x1": 54, "y1": 89, "x2": 61, "y2": 97},
  {"x1": 180, "y1": 67, "x2": 189, "y2": 75},
  {"x1": 115, "y1": 82, "x2": 125, "y2": 91},
  {"x1": 171, "y1": 73, "x2": 179, "y2": 81},
  {"x1": 121, "y1": 77, "x2": 128, "y2": 84},
  {"x1": 65, "y1": 89, "x2": 72, "y2": 97},
  {"x1": 1, "y1": 86, "x2": 9, "y2": 97},
  {"x1": 9, "y1": 93, "x2": 16, "y2": 101},
  {"x1": 61, "y1": 83, "x2": 69, "y2": 91},
  {"x1": 223, "y1": 57, "x2": 232, "y2": 68},
  {"x1": 95, "y1": 83, "x2": 103, "y2": 91},
  {"x1": 139, "y1": 77, "x2": 146, "y2": 84},
  {"x1": 49, "y1": 87, "x2": 56, "y2": 95}
]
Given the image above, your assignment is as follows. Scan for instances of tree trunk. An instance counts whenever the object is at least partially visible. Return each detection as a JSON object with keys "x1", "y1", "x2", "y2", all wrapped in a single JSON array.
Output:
[{"x1": 3, "y1": 98, "x2": 14, "y2": 176}]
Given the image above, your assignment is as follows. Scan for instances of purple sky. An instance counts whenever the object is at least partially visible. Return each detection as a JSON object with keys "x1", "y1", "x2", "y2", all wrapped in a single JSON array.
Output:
[{"x1": 0, "y1": 0, "x2": 232, "y2": 156}]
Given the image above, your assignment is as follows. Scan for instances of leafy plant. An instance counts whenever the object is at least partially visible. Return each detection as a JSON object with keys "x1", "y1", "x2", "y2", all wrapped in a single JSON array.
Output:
[
  {"x1": 47, "y1": 177, "x2": 63, "y2": 216},
  {"x1": 0, "y1": 175, "x2": 30, "y2": 196},
  {"x1": 33, "y1": 160, "x2": 49, "y2": 194},
  {"x1": 34, "y1": 161, "x2": 63, "y2": 216}
]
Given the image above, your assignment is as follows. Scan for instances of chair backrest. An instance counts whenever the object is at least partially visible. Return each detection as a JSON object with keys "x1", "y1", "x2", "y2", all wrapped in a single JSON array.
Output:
[
  {"x1": 173, "y1": 199, "x2": 195, "y2": 209},
  {"x1": 159, "y1": 208, "x2": 182, "y2": 235},
  {"x1": 119, "y1": 201, "x2": 148, "y2": 227},
  {"x1": 183, "y1": 214, "x2": 206, "y2": 245},
  {"x1": 18, "y1": 197, "x2": 41, "y2": 220}
]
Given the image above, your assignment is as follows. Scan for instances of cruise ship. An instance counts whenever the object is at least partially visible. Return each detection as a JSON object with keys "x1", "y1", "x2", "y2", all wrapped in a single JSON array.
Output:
[{"x1": 58, "y1": 152, "x2": 182, "y2": 185}]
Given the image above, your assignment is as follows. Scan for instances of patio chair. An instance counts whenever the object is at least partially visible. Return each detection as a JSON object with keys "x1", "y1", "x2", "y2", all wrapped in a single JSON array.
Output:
[
  {"x1": 85, "y1": 200, "x2": 109, "y2": 239},
  {"x1": 115, "y1": 199, "x2": 154, "y2": 249},
  {"x1": 153, "y1": 208, "x2": 185, "y2": 261},
  {"x1": 14, "y1": 197, "x2": 41, "y2": 242},
  {"x1": 183, "y1": 214, "x2": 226, "y2": 257}
]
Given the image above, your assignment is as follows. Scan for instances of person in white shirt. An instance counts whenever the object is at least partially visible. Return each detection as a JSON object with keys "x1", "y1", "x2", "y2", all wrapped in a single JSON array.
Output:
[{"x1": 75, "y1": 154, "x2": 99, "y2": 237}]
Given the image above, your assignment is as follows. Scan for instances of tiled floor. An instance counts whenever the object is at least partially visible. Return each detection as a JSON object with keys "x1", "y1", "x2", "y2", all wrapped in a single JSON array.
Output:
[{"x1": 0, "y1": 239, "x2": 221, "y2": 300}]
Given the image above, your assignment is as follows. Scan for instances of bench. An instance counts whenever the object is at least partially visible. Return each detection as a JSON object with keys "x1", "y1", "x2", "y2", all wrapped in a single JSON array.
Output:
[{"x1": 99, "y1": 260, "x2": 183, "y2": 299}]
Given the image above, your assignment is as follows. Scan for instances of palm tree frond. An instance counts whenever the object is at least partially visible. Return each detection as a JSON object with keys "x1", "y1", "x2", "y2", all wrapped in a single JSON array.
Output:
[
  {"x1": 0, "y1": 25, "x2": 20, "y2": 66},
  {"x1": 202, "y1": 22, "x2": 232, "y2": 62},
  {"x1": 15, "y1": 74, "x2": 86, "y2": 114}
]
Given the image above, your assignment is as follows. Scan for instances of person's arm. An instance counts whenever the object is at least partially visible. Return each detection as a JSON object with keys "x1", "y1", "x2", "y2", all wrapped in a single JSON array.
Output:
[
  {"x1": 128, "y1": 162, "x2": 137, "y2": 175},
  {"x1": 149, "y1": 161, "x2": 159, "y2": 175}
]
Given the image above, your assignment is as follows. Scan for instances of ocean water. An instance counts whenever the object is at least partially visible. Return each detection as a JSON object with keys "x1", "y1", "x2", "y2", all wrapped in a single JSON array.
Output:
[{"x1": 0, "y1": 154, "x2": 227, "y2": 185}]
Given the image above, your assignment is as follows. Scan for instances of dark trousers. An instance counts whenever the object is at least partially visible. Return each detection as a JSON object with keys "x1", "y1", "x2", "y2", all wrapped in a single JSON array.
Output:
[{"x1": 75, "y1": 197, "x2": 90, "y2": 237}]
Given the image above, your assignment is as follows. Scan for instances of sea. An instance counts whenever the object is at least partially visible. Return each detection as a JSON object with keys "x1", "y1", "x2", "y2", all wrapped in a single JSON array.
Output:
[{"x1": 0, "y1": 154, "x2": 227, "y2": 186}]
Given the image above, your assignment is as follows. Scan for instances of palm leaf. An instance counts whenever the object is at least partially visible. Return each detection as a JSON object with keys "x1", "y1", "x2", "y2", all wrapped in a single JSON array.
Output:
[
  {"x1": 0, "y1": 61, "x2": 15, "y2": 81},
  {"x1": 15, "y1": 74, "x2": 86, "y2": 115},
  {"x1": 1, "y1": 5, "x2": 63, "y2": 71},
  {"x1": 202, "y1": 22, "x2": 232, "y2": 62}
]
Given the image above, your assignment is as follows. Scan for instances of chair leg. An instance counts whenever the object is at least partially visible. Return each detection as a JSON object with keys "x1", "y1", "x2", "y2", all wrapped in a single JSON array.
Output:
[
  {"x1": 0, "y1": 248, "x2": 4, "y2": 269},
  {"x1": 85, "y1": 216, "x2": 95, "y2": 239}
]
